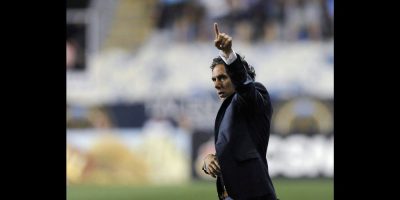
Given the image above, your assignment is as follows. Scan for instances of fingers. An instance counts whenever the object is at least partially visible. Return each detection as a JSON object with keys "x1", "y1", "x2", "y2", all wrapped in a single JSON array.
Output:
[
  {"x1": 214, "y1": 40, "x2": 222, "y2": 50},
  {"x1": 213, "y1": 159, "x2": 221, "y2": 170},
  {"x1": 211, "y1": 162, "x2": 221, "y2": 174},
  {"x1": 207, "y1": 159, "x2": 221, "y2": 178},
  {"x1": 208, "y1": 162, "x2": 220, "y2": 173},
  {"x1": 215, "y1": 35, "x2": 232, "y2": 49},
  {"x1": 220, "y1": 34, "x2": 230, "y2": 48},
  {"x1": 214, "y1": 22, "x2": 219, "y2": 39},
  {"x1": 208, "y1": 164, "x2": 217, "y2": 178},
  {"x1": 203, "y1": 154, "x2": 221, "y2": 178},
  {"x1": 210, "y1": 158, "x2": 221, "y2": 172}
]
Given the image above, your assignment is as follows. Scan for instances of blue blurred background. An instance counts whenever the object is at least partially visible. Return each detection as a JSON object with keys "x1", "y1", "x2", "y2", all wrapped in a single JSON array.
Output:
[{"x1": 67, "y1": 0, "x2": 333, "y2": 199}]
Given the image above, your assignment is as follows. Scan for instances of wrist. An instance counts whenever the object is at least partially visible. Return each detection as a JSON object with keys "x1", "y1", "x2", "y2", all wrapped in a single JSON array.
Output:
[{"x1": 222, "y1": 49, "x2": 233, "y2": 58}]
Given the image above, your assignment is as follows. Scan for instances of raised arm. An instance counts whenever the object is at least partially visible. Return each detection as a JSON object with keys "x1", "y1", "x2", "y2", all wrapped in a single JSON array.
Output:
[{"x1": 213, "y1": 23, "x2": 261, "y2": 111}]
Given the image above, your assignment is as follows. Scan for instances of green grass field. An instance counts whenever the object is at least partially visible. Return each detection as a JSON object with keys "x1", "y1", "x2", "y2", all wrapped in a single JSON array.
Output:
[{"x1": 67, "y1": 178, "x2": 333, "y2": 200}]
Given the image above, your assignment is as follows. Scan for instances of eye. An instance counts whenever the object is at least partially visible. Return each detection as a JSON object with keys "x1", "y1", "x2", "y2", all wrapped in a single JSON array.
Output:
[{"x1": 218, "y1": 76, "x2": 226, "y2": 81}]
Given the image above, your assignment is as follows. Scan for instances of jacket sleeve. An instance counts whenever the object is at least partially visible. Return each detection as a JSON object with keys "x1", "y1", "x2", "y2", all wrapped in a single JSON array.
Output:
[{"x1": 225, "y1": 54, "x2": 265, "y2": 112}]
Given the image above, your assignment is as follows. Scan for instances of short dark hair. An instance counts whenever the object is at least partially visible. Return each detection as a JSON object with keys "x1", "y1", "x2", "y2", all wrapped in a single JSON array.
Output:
[{"x1": 210, "y1": 55, "x2": 256, "y2": 80}]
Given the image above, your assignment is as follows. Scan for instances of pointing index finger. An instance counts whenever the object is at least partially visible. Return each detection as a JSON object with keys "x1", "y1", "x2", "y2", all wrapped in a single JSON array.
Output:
[{"x1": 214, "y1": 23, "x2": 219, "y2": 39}]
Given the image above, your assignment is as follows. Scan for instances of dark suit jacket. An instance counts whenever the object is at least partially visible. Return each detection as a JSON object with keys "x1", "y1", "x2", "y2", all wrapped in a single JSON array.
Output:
[{"x1": 214, "y1": 54, "x2": 277, "y2": 200}]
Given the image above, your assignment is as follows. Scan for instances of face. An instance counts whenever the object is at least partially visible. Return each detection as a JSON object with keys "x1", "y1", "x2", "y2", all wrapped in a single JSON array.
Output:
[{"x1": 212, "y1": 64, "x2": 235, "y2": 101}]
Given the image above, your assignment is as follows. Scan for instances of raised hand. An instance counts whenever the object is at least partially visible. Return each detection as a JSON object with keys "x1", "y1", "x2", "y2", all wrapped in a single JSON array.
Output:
[{"x1": 214, "y1": 23, "x2": 232, "y2": 55}]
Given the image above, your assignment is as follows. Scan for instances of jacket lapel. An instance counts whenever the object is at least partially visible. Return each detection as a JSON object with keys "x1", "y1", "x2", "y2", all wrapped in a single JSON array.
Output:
[{"x1": 214, "y1": 94, "x2": 234, "y2": 144}]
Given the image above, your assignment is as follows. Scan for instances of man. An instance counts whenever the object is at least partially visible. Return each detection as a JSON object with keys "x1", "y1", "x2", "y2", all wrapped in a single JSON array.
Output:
[{"x1": 202, "y1": 23, "x2": 278, "y2": 200}]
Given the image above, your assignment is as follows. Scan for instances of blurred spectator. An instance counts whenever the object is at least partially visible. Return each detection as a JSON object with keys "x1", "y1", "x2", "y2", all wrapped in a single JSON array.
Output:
[
  {"x1": 67, "y1": 105, "x2": 92, "y2": 128},
  {"x1": 262, "y1": 0, "x2": 285, "y2": 42},
  {"x1": 321, "y1": 0, "x2": 333, "y2": 40},
  {"x1": 67, "y1": 106, "x2": 114, "y2": 129},
  {"x1": 153, "y1": 0, "x2": 332, "y2": 42},
  {"x1": 173, "y1": 1, "x2": 206, "y2": 42},
  {"x1": 326, "y1": 0, "x2": 333, "y2": 19},
  {"x1": 87, "y1": 107, "x2": 114, "y2": 129},
  {"x1": 290, "y1": 116, "x2": 319, "y2": 135},
  {"x1": 282, "y1": 0, "x2": 303, "y2": 41},
  {"x1": 303, "y1": 0, "x2": 323, "y2": 40},
  {"x1": 154, "y1": 0, "x2": 187, "y2": 30},
  {"x1": 66, "y1": 23, "x2": 86, "y2": 71},
  {"x1": 66, "y1": 39, "x2": 85, "y2": 70},
  {"x1": 197, "y1": 0, "x2": 230, "y2": 40}
]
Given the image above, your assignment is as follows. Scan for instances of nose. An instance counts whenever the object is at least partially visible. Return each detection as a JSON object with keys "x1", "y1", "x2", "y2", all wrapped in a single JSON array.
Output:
[{"x1": 214, "y1": 80, "x2": 221, "y2": 89}]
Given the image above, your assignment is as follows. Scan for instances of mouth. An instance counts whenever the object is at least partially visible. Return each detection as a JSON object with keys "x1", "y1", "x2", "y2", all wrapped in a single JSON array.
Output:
[{"x1": 218, "y1": 91, "x2": 224, "y2": 97}]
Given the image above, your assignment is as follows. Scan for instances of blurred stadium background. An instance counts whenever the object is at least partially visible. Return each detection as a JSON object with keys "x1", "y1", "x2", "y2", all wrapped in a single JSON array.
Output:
[{"x1": 67, "y1": 0, "x2": 333, "y2": 199}]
